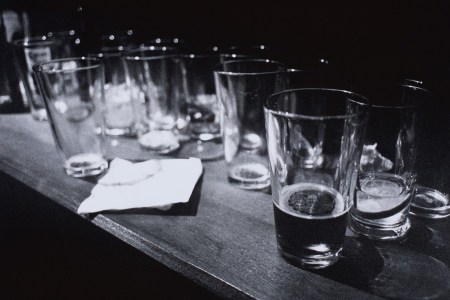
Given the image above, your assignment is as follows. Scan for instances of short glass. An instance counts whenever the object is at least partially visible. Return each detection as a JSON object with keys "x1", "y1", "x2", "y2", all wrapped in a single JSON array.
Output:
[
  {"x1": 33, "y1": 57, "x2": 108, "y2": 177},
  {"x1": 215, "y1": 59, "x2": 285, "y2": 189},
  {"x1": 14, "y1": 36, "x2": 64, "y2": 121},
  {"x1": 124, "y1": 51, "x2": 182, "y2": 154},
  {"x1": 348, "y1": 84, "x2": 430, "y2": 240},
  {"x1": 265, "y1": 88, "x2": 369, "y2": 269}
]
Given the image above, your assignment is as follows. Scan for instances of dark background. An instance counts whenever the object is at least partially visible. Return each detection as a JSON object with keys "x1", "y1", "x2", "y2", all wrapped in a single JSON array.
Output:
[{"x1": 5, "y1": 0, "x2": 450, "y2": 79}]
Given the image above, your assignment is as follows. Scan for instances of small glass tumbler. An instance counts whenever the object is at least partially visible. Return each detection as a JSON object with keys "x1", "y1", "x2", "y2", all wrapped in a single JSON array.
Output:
[
  {"x1": 125, "y1": 52, "x2": 182, "y2": 154},
  {"x1": 265, "y1": 88, "x2": 369, "y2": 269},
  {"x1": 14, "y1": 36, "x2": 64, "y2": 121},
  {"x1": 33, "y1": 57, "x2": 108, "y2": 177},
  {"x1": 348, "y1": 84, "x2": 430, "y2": 240},
  {"x1": 214, "y1": 59, "x2": 285, "y2": 189},
  {"x1": 89, "y1": 49, "x2": 136, "y2": 136}
]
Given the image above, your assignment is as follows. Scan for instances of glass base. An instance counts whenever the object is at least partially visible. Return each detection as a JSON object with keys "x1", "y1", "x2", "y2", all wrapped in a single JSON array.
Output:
[
  {"x1": 64, "y1": 153, "x2": 108, "y2": 178},
  {"x1": 138, "y1": 130, "x2": 180, "y2": 154},
  {"x1": 31, "y1": 108, "x2": 47, "y2": 121},
  {"x1": 348, "y1": 214, "x2": 411, "y2": 241},
  {"x1": 278, "y1": 246, "x2": 341, "y2": 269},
  {"x1": 410, "y1": 186, "x2": 450, "y2": 219},
  {"x1": 228, "y1": 162, "x2": 270, "y2": 190},
  {"x1": 105, "y1": 127, "x2": 136, "y2": 137},
  {"x1": 178, "y1": 140, "x2": 224, "y2": 161}
]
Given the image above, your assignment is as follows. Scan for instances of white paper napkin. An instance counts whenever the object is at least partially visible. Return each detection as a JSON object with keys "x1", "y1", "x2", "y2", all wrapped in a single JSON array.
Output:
[{"x1": 77, "y1": 157, "x2": 203, "y2": 214}]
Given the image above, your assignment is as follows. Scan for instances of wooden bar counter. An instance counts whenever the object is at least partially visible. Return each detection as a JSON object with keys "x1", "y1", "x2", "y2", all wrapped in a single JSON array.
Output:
[{"x1": 1, "y1": 113, "x2": 450, "y2": 299}]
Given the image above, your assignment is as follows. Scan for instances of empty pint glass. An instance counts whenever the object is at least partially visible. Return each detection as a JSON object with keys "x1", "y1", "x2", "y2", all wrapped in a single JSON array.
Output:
[
  {"x1": 89, "y1": 49, "x2": 135, "y2": 136},
  {"x1": 15, "y1": 36, "x2": 64, "y2": 121},
  {"x1": 215, "y1": 59, "x2": 285, "y2": 189},
  {"x1": 265, "y1": 89, "x2": 368, "y2": 269},
  {"x1": 125, "y1": 52, "x2": 183, "y2": 153},
  {"x1": 178, "y1": 54, "x2": 224, "y2": 160},
  {"x1": 348, "y1": 84, "x2": 430, "y2": 240},
  {"x1": 34, "y1": 57, "x2": 108, "y2": 177}
]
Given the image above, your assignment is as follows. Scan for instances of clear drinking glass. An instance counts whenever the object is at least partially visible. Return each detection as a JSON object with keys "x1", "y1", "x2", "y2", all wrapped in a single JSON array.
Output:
[
  {"x1": 408, "y1": 79, "x2": 450, "y2": 218},
  {"x1": 33, "y1": 57, "x2": 108, "y2": 177},
  {"x1": 177, "y1": 54, "x2": 224, "y2": 160},
  {"x1": 265, "y1": 88, "x2": 369, "y2": 269},
  {"x1": 88, "y1": 49, "x2": 136, "y2": 136},
  {"x1": 125, "y1": 51, "x2": 182, "y2": 154},
  {"x1": 348, "y1": 84, "x2": 430, "y2": 240},
  {"x1": 214, "y1": 59, "x2": 285, "y2": 189},
  {"x1": 14, "y1": 35, "x2": 64, "y2": 121}
]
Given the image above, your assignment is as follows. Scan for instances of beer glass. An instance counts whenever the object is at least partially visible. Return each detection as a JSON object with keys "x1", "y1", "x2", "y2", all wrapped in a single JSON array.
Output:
[
  {"x1": 125, "y1": 51, "x2": 182, "y2": 153},
  {"x1": 14, "y1": 36, "x2": 64, "y2": 121},
  {"x1": 348, "y1": 84, "x2": 430, "y2": 240},
  {"x1": 88, "y1": 49, "x2": 136, "y2": 136},
  {"x1": 408, "y1": 78, "x2": 450, "y2": 218},
  {"x1": 215, "y1": 59, "x2": 285, "y2": 189},
  {"x1": 265, "y1": 88, "x2": 368, "y2": 269},
  {"x1": 178, "y1": 54, "x2": 224, "y2": 160},
  {"x1": 33, "y1": 57, "x2": 108, "y2": 177}
]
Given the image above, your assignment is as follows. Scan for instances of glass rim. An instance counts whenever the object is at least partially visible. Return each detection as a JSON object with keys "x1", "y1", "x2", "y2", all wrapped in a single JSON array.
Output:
[
  {"x1": 145, "y1": 37, "x2": 183, "y2": 44},
  {"x1": 286, "y1": 68, "x2": 333, "y2": 73},
  {"x1": 225, "y1": 44, "x2": 269, "y2": 51},
  {"x1": 353, "y1": 83, "x2": 430, "y2": 109},
  {"x1": 180, "y1": 53, "x2": 221, "y2": 59},
  {"x1": 87, "y1": 50, "x2": 123, "y2": 58},
  {"x1": 219, "y1": 53, "x2": 254, "y2": 58},
  {"x1": 214, "y1": 59, "x2": 285, "y2": 76},
  {"x1": 265, "y1": 88, "x2": 369, "y2": 120},
  {"x1": 14, "y1": 35, "x2": 59, "y2": 47},
  {"x1": 33, "y1": 57, "x2": 102, "y2": 74},
  {"x1": 124, "y1": 51, "x2": 180, "y2": 61},
  {"x1": 134, "y1": 45, "x2": 176, "y2": 51}
]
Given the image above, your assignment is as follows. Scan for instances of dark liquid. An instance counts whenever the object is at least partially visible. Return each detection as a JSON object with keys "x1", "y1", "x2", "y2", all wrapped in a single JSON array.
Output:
[
  {"x1": 274, "y1": 204, "x2": 347, "y2": 258},
  {"x1": 273, "y1": 184, "x2": 348, "y2": 266}
]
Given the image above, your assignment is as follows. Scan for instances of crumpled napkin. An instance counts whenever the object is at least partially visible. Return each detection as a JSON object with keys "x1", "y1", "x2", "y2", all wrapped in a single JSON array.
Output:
[{"x1": 77, "y1": 157, "x2": 203, "y2": 214}]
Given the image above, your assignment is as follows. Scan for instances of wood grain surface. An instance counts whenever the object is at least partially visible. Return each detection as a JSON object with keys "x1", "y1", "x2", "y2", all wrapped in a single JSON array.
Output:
[{"x1": 1, "y1": 113, "x2": 450, "y2": 299}]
